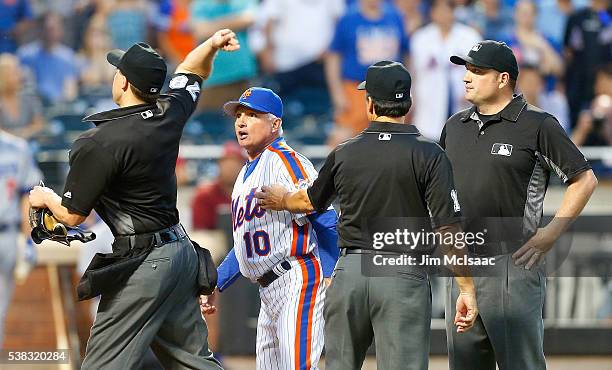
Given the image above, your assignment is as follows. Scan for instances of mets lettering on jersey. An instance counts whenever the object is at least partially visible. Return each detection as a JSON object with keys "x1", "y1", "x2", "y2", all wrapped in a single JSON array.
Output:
[
  {"x1": 231, "y1": 138, "x2": 320, "y2": 280},
  {"x1": 224, "y1": 137, "x2": 328, "y2": 370}
]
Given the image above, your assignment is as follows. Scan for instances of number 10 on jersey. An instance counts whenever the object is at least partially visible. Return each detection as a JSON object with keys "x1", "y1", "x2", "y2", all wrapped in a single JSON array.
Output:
[{"x1": 243, "y1": 230, "x2": 271, "y2": 258}]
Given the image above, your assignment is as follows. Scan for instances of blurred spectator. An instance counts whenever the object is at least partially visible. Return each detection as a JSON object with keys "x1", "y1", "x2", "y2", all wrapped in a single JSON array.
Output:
[
  {"x1": 257, "y1": 0, "x2": 345, "y2": 96},
  {"x1": 17, "y1": 12, "x2": 79, "y2": 105},
  {"x1": 394, "y1": 0, "x2": 427, "y2": 35},
  {"x1": 474, "y1": 0, "x2": 514, "y2": 41},
  {"x1": 453, "y1": 0, "x2": 479, "y2": 29},
  {"x1": 76, "y1": 18, "x2": 115, "y2": 96},
  {"x1": 191, "y1": 0, "x2": 258, "y2": 111},
  {"x1": 106, "y1": 0, "x2": 150, "y2": 50},
  {"x1": 0, "y1": 0, "x2": 34, "y2": 53},
  {"x1": 29, "y1": 0, "x2": 92, "y2": 49},
  {"x1": 507, "y1": 0, "x2": 563, "y2": 78},
  {"x1": 595, "y1": 63, "x2": 612, "y2": 96},
  {"x1": 0, "y1": 54, "x2": 44, "y2": 139},
  {"x1": 326, "y1": 0, "x2": 408, "y2": 134},
  {"x1": 191, "y1": 142, "x2": 246, "y2": 230},
  {"x1": 410, "y1": 0, "x2": 481, "y2": 141},
  {"x1": 571, "y1": 94, "x2": 612, "y2": 146},
  {"x1": 564, "y1": 0, "x2": 612, "y2": 128},
  {"x1": 0, "y1": 126, "x2": 42, "y2": 349},
  {"x1": 69, "y1": 0, "x2": 114, "y2": 51},
  {"x1": 518, "y1": 64, "x2": 571, "y2": 132},
  {"x1": 537, "y1": 0, "x2": 589, "y2": 46},
  {"x1": 153, "y1": 0, "x2": 196, "y2": 68}
]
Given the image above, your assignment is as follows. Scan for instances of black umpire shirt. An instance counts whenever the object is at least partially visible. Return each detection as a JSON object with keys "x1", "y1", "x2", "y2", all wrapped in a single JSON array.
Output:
[
  {"x1": 440, "y1": 94, "x2": 591, "y2": 240},
  {"x1": 307, "y1": 122, "x2": 461, "y2": 251},
  {"x1": 61, "y1": 73, "x2": 203, "y2": 236}
]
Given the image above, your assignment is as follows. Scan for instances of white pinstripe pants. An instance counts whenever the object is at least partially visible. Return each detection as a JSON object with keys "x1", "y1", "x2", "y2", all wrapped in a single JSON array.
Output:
[{"x1": 256, "y1": 254, "x2": 326, "y2": 370}]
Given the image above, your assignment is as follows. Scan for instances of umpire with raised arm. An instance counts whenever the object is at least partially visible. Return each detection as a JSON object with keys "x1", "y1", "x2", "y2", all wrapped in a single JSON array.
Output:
[
  {"x1": 28, "y1": 30, "x2": 240, "y2": 369},
  {"x1": 256, "y1": 61, "x2": 478, "y2": 370},
  {"x1": 442, "y1": 40, "x2": 598, "y2": 370}
]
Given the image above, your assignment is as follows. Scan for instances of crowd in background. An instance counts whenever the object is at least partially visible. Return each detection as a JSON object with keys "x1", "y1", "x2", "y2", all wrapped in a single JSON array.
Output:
[
  {"x1": 0, "y1": 0, "x2": 611, "y2": 160},
  {"x1": 2, "y1": 1, "x2": 611, "y2": 355}
]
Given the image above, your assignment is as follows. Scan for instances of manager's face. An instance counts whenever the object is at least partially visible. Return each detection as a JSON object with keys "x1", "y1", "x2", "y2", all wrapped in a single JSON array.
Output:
[
  {"x1": 463, "y1": 63, "x2": 508, "y2": 105},
  {"x1": 234, "y1": 106, "x2": 281, "y2": 159}
]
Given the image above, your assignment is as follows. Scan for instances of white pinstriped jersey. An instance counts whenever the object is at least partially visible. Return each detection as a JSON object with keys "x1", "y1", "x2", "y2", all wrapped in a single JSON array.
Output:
[{"x1": 231, "y1": 137, "x2": 318, "y2": 280}]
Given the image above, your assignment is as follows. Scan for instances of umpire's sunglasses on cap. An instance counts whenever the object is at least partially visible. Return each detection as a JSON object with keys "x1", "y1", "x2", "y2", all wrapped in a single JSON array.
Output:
[
  {"x1": 107, "y1": 43, "x2": 167, "y2": 94},
  {"x1": 450, "y1": 40, "x2": 519, "y2": 80}
]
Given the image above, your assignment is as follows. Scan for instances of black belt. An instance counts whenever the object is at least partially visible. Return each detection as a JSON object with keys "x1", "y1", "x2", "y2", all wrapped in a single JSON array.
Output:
[
  {"x1": 257, "y1": 261, "x2": 292, "y2": 287},
  {"x1": 115, "y1": 224, "x2": 187, "y2": 251},
  {"x1": 468, "y1": 241, "x2": 523, "y2": 257}
]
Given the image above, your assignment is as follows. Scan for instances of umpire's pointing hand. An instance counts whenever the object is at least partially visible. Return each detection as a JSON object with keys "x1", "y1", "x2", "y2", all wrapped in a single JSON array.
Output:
[
  {"x1": 210, "y1": 29, "x2": 240, "y2": 52},
  {"x1": 454, "y1": 291, "x2": 478, "y2": 333},
  {"x1": 256, "y1": 185, "x2": 289, "y2": 211}
]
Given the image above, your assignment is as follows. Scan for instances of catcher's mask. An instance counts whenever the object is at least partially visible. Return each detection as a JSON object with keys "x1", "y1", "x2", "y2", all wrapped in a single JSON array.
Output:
[{"x1": 29, "y1": 207, "x2": 96, "y2": 246}]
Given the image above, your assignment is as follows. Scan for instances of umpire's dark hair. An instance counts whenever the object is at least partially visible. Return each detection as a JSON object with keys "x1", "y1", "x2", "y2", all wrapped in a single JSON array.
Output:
[
  {"x1": 366, "y1": 93, "x2": 412, "y2": 118},
  {"x1": 130, "y1": 84, "x2": 159, "y2": 104},
  {"x1": 508, "y1": 78, "x2": 517, "y2": 92}
]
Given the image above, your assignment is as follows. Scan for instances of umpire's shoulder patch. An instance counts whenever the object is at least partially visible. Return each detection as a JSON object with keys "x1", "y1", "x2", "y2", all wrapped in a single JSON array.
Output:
[{"x1": 169, "y1": 75, "x2": 189, "y2": 89}]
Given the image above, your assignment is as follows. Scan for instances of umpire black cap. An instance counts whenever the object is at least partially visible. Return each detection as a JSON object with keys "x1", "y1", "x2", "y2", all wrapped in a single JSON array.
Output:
[
  {"x1": 357, "y1": 61, "x2": 411, "y2": 102},
  {"x1": 107, "y1": 43, "x2": 167, "y2": 94},
  {"x1": 450, "y1": 40, "x2": 519, "y2": 80}
]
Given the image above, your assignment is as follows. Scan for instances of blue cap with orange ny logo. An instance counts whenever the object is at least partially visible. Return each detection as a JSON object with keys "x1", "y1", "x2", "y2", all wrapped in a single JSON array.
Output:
[{"x1": 223, "y1": 87, "x2": 283, "y2": 118}]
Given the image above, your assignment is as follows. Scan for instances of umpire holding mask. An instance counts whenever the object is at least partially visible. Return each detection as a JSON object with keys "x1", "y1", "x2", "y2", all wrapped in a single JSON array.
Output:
[
  {"x1": 256, "y1": 61, "x2": 478, "y2": 370},
  {"x1": 28, "y1": 30, "x2": 240, "y2": 369},
  {"x1": 442, "y1": 40, "x2": 597, "y2": 370}
]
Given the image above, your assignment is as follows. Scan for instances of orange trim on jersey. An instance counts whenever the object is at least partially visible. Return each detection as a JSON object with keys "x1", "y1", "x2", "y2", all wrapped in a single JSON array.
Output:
[
  {"x1": 279, "y1": 142, "x2": 310, "y2": 182},
  {"x1": 268, "y1": 146, "x2": 299, "y2": 184},
  {"x1": 291, "y1": 151, "x2": 309, "y2": 182},
  {"x1": 295, "y1": 256, "x2": 308, "y2": 370},
  {"x1": 305, "y1": 255, "x2": 321, "y2": 369}
]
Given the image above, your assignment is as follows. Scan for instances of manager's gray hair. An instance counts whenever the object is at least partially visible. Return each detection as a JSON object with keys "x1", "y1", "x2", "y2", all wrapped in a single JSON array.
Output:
[{"x1": 269, "y1": 113, "x2": 283, "y2": 136}]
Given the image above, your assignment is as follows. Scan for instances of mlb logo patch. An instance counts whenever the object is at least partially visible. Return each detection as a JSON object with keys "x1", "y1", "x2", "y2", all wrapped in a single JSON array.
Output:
[
  {"x1": 491, "y1": 143, "x2": 513, "y2": 156},
  {"x1": 378, "y1": 133, "x2": 392, "y2": 141},
  {"x1": 471, "y1": 43, "x2": 482, "y2": 52}
]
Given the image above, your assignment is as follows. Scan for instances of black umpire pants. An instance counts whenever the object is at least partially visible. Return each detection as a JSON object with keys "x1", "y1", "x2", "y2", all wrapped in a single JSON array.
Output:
[
  {"x1": 81, "y1": 236, "x2": 221, "y2": 370},
  {"x1": 446, "y1": 254, "x2": 547, "y2": 370},
  {"x1": 324, "y1": 252, "x2": 432, "y2": 370}
]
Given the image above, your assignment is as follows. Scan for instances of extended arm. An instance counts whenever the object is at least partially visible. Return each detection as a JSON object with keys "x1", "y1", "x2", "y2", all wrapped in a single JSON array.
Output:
[
  {"x1": 436, "y1": 223, "x2": 478, "y2": 333},
  {"x1": 256, "y1": 186, "x2": 314, "y2": 213},
  {"x1": 513, "y1": 170, "x2": 598, "y2": 267},
  {"x1": 175, "y1": 29, "x2": 240, "y2": 79}
]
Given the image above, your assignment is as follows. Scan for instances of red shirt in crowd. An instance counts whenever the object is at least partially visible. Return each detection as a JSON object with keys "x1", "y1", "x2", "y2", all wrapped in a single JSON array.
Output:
[{"x1": 191, "y1": 181, "x2": 232, "y2": 230}]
